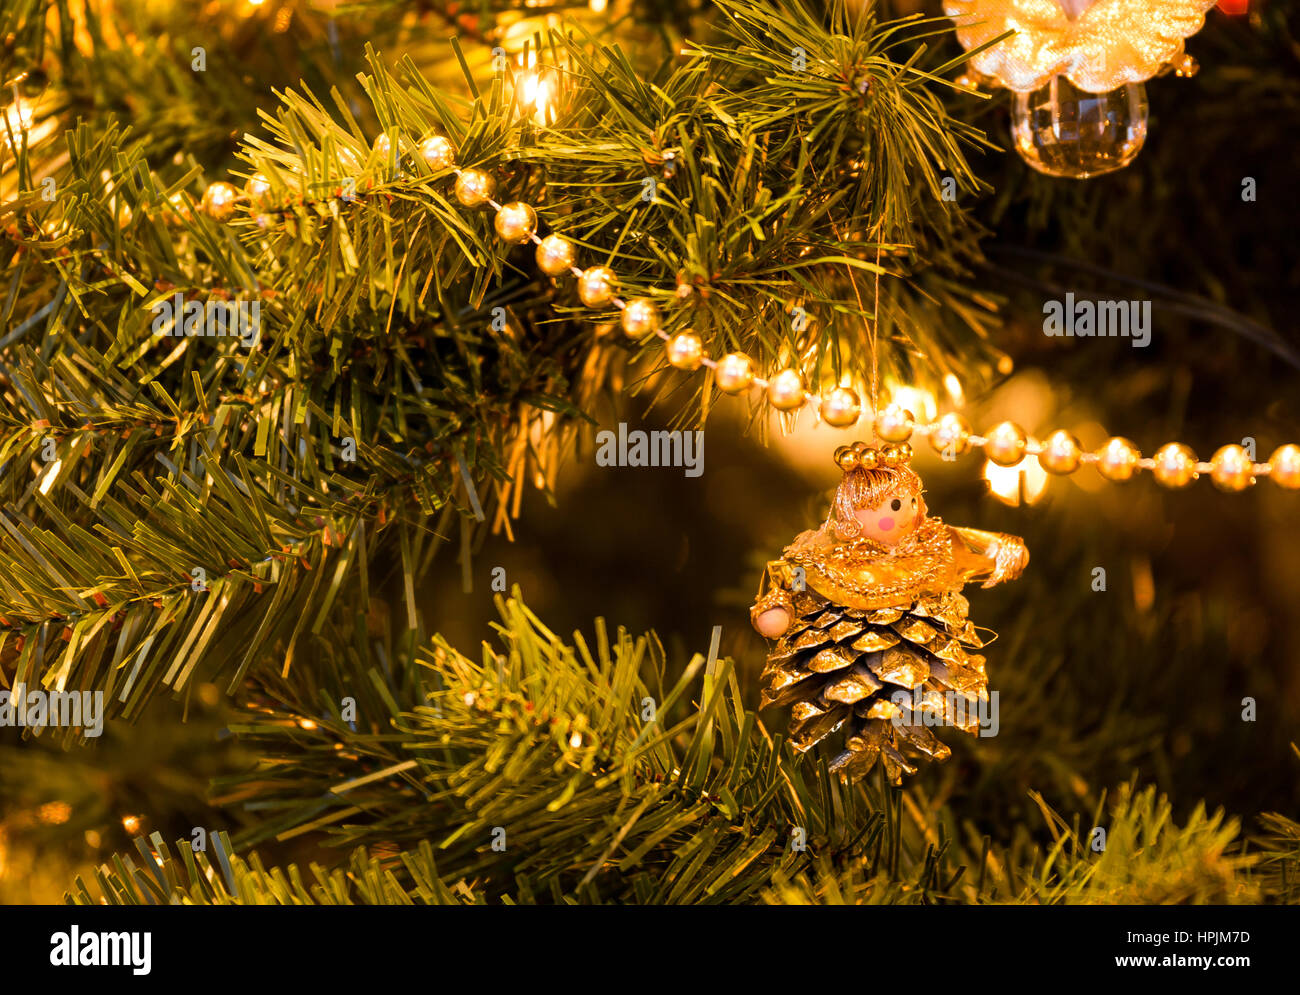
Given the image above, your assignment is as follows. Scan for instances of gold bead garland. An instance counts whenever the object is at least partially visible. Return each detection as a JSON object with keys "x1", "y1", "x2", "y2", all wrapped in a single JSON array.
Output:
[{"x1": 197, "y1": 138, "x2": 1300, "y2": 495}]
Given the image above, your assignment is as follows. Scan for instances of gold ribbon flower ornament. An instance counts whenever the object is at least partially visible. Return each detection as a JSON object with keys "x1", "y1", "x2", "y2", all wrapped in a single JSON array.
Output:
[
  {"x1": 944, "y1": 0, "x2": 1219, "y2": 178},
  {"x1": 944, "y1": 0, "x2": 1218, "y2": 92}
]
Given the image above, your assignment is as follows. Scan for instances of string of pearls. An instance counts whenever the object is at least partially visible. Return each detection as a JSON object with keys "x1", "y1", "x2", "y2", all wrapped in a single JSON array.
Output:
[{"x1": 194, "y1": 138, "x2": 1300, "y2": 493}]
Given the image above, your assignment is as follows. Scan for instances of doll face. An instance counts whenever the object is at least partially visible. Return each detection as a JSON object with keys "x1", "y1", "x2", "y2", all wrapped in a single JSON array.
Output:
[{"x1": 851, "y1": 488, "x2": 922, "y2": 545}]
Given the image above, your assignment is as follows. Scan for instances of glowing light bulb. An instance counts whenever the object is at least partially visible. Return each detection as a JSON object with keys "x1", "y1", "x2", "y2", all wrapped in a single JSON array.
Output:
[
  {"x1": 519, "y1": 71, "x2": 554, "y2": 125},
  {"x1": 590, "y1": 0, "x2": 608, "y2": 10}
]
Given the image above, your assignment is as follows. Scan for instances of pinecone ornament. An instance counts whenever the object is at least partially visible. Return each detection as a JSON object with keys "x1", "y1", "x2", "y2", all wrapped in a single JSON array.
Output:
[{"x1": 751, "y1": 441, "x2": 1028, "y2": 784}]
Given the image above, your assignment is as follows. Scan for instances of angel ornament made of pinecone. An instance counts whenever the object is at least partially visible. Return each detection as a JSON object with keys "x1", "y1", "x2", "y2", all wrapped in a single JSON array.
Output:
[{"x1": 750, "y1": 441, "x2": 1029, "y2": 784}]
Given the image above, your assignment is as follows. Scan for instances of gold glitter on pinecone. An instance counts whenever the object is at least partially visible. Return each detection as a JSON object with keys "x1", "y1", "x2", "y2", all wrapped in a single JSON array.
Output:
[{"x1": 760, "y1": 585, "x2": 990, "y2": 785}]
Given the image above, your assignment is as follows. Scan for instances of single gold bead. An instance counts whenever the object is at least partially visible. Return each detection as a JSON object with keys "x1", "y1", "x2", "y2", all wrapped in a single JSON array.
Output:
[
  {"x1": 621, "y1": 298, "x2": 660, "y2": 339},
  {"x1": 874, "y1": 403, "x2": 915, "y2": 443},
  {"x1": 494, "y1": 201, "x2": 537, "y2": 243},
  {"x1": 715, "y1": 353, "x2": 754, "y2": 394},
  {"x1": 1268, "y1": 444, "x2": 1300, "y2": 489},
  {"x1": 373, "y1": 133, "x2": 393, "y2": 158},
  {"x1": 929, "y1": 413, "x2": 972, "y2": 457},
  {"x1": 821, "y1": 387, "x2": 862, "y2": 428},
  {"x1": 535, "y1": 234, "x2": 575, "y2": 276},
  {"x1": 200, "y1": 181, "x2": 239, "y2": 222},
  {"x1": 880, "y1": 443, "x2": 911, "y2": 467},
  {"x1": 1210, "y1": 444, "x2": 1255, "y2": 492},
  {"x1": 1096, "y1": 437, "x2": 1141, "y2": 481},
  {"x1": 1038, "y1": 429, "x2": 1082, "y2": 475},
  {"x1": 166, "y1": 191, "x2": 193, "y2": 224},
  {"x1": 767, "y1": 369, "x2": 805, "y2": 411},
  {"x1": 666, "y1": 331, "x2": 703, "y2": 370},
  {"x1": 984, "y1": 421, "x2": 1027, "y2": 467},
  {"x1": 454, "y1": 168, "x2": 496, "y2": 208},
  {"x1": 419, "y1": 135, "x2": 456, "y2": 171},
  {"x1": 245, "y1": 173, "x2": 273, "y2": 210},
  {"x1": 1152, "y1": 443, "x2": 1199, "y2": 489},
  {"x1": 834, "y1": 446, "x2": 860, "y2": 472},
  {"x1": 858, "y1": 447, "x2": 880, "y2": 470},
  {"x1": 577, "y1": 266, "x2": 617, "y2": 307}
]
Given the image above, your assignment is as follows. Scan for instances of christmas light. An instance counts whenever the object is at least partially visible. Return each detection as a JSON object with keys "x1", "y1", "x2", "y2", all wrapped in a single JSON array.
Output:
[{"x1": 984, "y1": 454, "x2": 1049, "y2": 506}]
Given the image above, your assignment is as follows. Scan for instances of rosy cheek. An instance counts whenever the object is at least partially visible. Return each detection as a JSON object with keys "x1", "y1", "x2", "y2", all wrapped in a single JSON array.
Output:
[{"x1": 877, "y1": 516, "x2": 895, "y2": 532}]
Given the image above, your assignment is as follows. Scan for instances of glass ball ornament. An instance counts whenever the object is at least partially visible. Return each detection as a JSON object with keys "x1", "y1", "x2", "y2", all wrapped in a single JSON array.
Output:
[
  {"x1": 494, "y1": 202, "x2": 537, "y2": 243},
  {"x1": 715, "y1": 353, "x2": 754, "y2": 394},
  {"x1": 535, "y1": 234, "x2": 575, "y2": 276},
  {"x1": 766, "y1": 369, "x2": 805, "y2": 411},
  {"x1": 454, "y1": 169, "x2": 496, "y2": 208},
  {"x1": 820, "y1": 387, "x2": 861, "y2": 428},
  {"x1": 577, "y1": 266, "x2": 616, "y2": 307},
  {"x1": 666, "y1": 331, "x2": 703, "y2": 371},
  {"x1": 1011, "y1": 75, "x2": 1148, "y2": 179}
]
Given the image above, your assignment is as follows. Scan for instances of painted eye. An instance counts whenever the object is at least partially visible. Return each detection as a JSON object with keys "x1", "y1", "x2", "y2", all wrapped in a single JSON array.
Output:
[
  {"x1": 890, "y1": 499, "x2": 902, "y2": 511},
  {"x1": 911, "y1": 497, "x2": 917, "y2": 508}
]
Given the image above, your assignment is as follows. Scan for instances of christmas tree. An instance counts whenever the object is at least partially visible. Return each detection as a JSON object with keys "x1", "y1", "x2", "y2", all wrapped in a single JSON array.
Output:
[{"x1": 1, "y1": 0, "x2": 1297, "y2": 911}]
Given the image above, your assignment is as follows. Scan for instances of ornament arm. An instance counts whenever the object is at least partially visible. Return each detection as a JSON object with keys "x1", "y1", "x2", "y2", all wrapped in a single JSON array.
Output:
[
  {"x1": 750, "y1": 558, "x2": 800, "y2": 637},
  {"x1": 947, "y1": 526, "x2": 1030, "y2": 589}
]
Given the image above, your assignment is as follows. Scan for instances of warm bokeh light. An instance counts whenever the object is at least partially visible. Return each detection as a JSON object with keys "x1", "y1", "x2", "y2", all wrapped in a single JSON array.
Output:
[
  {"x1": 39, "y1": 802, "x2": 71, "y2": 825},
  {"x1": 2, "y1": 98, "x2": 35, "y2": 137},
  {"x1": 984, "y1": 455, "x2": 1048, "y2": 506},
  {"x1": 943, "y1": 373, "x2": 965, "y2": 408},
  {"x1": 890, "y1": 384, "x2": 938, "y2": 424}
]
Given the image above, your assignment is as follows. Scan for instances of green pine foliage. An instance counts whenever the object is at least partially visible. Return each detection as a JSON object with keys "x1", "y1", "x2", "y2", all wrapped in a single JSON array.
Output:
[
  {"x1": 66, "y1": 594, "x2": 1296, "y2": 904},
  {"x1": 1, "y1": 0, "x2": 1296, "y2": 905}
]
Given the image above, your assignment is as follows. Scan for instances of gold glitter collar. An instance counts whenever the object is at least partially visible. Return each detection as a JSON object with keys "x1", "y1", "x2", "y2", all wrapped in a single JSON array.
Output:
[{"x1": 783, "y1": 517, "x2": 960, "y2": 610}]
